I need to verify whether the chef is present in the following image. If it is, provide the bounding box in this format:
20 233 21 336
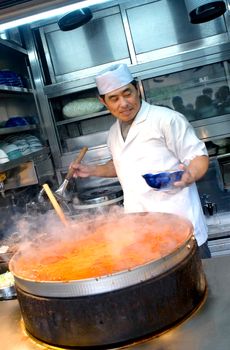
71 63 211 259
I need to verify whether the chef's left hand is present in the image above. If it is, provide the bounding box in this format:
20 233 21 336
173 155 209 188
173 164 196 188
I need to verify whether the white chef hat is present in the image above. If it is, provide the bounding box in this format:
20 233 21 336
95 64 133 95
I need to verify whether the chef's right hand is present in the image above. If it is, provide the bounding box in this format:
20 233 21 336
71 159 116 179
70 163 92 178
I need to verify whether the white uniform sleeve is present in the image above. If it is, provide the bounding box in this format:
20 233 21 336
163 111 208 164
107 121 117 158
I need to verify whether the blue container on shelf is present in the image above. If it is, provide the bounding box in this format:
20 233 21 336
0 70 24 87
5 116 29 127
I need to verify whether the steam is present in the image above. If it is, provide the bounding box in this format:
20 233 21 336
2 205 126 255
5 206 193 281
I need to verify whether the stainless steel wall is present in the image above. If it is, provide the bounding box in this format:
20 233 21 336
23 0 230 178
126 0 226 54
33 0 229 84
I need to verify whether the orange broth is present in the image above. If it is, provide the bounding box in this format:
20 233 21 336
10 213 193 281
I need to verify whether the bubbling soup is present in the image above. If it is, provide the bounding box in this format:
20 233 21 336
10 213 193 281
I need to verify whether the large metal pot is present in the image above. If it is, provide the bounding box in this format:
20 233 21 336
10 212 207 348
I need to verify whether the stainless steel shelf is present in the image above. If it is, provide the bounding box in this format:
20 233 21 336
0 125 37 135
0 85 33 94
0 147 50 172
56 110 109 126
0 38 27 55
44 76 96 98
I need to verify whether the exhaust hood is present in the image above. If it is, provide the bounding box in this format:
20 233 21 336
184 0 227 24
58 8 93 31
0 0 107 30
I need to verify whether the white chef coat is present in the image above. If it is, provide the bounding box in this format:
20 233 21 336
107 100 208 246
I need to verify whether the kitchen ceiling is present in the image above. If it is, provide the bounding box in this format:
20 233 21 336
0 0 76 12
0 0 33 10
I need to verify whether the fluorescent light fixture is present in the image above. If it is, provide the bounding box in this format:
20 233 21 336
0 0 109 31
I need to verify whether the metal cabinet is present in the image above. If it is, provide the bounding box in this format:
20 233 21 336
37 6 130 84
125 0 227 63
0 35 53 191
142 59 230 141
48 88 114 153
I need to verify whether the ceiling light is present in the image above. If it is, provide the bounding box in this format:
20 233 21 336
0 0 109 31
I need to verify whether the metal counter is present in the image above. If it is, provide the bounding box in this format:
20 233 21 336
0 255 230 350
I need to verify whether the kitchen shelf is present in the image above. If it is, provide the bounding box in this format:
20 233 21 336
0 37 27 55
161 76 227 94
44 77 96 98
0 85 33 94
56 110 109 126
216 152 230 159
0 147 50 172
0 125 37 135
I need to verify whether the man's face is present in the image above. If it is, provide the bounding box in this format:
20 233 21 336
99 83 141 122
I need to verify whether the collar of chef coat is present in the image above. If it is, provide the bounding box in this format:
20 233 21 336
116 100 150 145
133 100 150 125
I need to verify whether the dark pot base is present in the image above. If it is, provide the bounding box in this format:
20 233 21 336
16 245 207 348
23 290 207 350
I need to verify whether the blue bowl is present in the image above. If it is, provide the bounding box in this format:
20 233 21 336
142 170 184 190
5 117 29 127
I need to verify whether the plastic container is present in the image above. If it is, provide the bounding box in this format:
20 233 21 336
142 170 184 190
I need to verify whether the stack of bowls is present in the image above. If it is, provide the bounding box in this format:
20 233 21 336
6 135 31 156
0 149 9 164
0 142 22 160
23 135 43 152
0 134 43 163
13 139 31 155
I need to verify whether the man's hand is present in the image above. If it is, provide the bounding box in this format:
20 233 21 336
70 163 93 178
174 155 209 188
173 164 195 188
70 159 117 178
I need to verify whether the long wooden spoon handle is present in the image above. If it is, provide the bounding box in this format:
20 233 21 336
42 184 69 226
